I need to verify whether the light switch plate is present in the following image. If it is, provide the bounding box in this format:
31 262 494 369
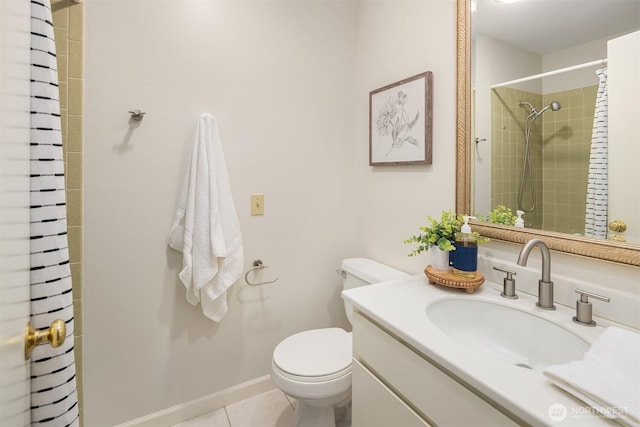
251 193 264 216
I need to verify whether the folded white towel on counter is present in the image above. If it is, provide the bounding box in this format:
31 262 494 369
168 113 244 322
544 326 640 426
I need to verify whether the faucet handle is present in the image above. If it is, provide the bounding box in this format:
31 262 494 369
573 289 610 326
493 266 517 299
493 266 516 278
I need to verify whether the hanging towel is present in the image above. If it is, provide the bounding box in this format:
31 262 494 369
543 326 640 426
168 114 244 322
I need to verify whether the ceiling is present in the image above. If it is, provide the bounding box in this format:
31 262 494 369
473 0 640 55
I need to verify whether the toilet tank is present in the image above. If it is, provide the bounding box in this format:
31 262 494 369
341 258 410 325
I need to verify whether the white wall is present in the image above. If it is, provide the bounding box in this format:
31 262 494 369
608 31 640 244
84 1 359 425
84 1 460 425
83 2 640 426
352 0 458 273
542 37 607 94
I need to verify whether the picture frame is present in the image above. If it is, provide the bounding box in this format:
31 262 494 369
369 71 433 166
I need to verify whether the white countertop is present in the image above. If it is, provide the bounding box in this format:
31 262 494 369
342 274 628 426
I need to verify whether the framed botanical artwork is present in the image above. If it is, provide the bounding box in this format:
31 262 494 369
369 71 433 166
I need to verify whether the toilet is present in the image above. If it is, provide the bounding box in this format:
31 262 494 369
271 258 409 427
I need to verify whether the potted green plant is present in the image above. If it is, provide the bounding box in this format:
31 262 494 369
486 205 517 225
404 210 460 270
405 210 488 271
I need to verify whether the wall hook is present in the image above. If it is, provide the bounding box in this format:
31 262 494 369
128 109 146 121
244 259 278 286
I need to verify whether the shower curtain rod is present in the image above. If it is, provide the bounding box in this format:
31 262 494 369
490 58 607 89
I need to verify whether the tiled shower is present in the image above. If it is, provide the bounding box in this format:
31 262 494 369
52 0 84 422
491 85 597 234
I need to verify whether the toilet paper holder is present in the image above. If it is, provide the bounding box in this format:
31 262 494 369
244 259 278 286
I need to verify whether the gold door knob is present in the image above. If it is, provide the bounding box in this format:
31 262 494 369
24 319 66 360
609 220 627 233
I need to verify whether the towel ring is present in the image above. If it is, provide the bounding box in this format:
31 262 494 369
244 259 278 286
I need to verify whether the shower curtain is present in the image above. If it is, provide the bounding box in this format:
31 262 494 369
584 69 608 238
30 1 79 425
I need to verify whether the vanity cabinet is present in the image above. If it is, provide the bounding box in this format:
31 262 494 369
352 360 429 427
351 311 518 427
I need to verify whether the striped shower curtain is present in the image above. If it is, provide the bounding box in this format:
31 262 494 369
584 69 608 238
30 0 79 425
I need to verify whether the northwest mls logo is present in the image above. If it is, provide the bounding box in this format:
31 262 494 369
548 403 568 422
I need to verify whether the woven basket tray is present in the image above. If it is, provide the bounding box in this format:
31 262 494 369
424 265 484 294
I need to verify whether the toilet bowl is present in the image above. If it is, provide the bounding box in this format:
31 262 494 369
270 258 409 427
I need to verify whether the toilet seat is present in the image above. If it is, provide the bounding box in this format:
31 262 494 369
273 328 352 383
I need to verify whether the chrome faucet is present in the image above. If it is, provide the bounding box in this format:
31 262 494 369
517 238 555 310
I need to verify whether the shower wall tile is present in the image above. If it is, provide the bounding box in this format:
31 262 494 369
53 0 84 424
75 335 84 426
71 262 82 299
69 41 83 78
68 226 82 264
491 85 596 234
69 77 83 115
491 87 542 228
69 2 84 41
60 109 68 143
59 81 68 110
55 28 68 55
58 53 68 83
543 86 596 235
67 152 83 190
67 189 82 226
52 0 69 28
69 114 83 152
73 298 83 336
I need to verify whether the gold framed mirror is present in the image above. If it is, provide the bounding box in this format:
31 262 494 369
455 0 640 267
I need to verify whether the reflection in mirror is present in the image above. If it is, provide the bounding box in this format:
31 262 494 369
472 0 639 243
455 0 640 266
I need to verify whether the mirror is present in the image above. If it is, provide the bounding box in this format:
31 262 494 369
455 0 640 266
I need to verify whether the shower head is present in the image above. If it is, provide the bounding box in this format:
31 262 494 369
518 100 561 117
518 101 562 120
538 100 562 116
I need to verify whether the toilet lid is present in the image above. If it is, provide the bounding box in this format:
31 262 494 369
273 328 352 378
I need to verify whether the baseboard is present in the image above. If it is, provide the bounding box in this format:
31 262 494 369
117 375 276 427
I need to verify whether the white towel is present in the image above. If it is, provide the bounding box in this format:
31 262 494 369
168 113 244 322
544 326 640 426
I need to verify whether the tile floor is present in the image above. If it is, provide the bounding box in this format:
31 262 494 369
173 389 351 427
173 389 295 427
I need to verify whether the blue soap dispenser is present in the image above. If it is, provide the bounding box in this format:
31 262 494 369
453 216 478 279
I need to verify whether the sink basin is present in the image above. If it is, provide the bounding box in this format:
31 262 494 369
426 298 590 370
